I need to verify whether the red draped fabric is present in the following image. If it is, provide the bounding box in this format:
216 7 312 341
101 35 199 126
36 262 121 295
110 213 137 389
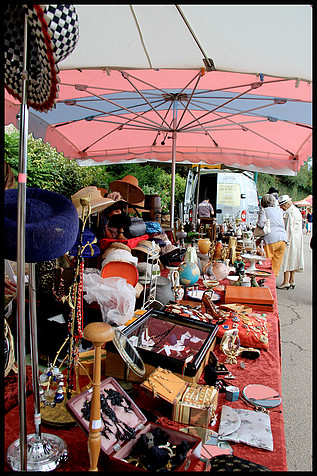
4 258 287 471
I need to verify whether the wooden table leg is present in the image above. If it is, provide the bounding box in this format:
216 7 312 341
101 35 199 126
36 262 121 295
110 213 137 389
83 322 114 472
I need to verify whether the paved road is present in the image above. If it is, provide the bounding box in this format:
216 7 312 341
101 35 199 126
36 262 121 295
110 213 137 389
276 232 312 471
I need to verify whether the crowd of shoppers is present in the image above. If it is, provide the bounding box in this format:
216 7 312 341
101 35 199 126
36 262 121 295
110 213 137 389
256 189 308 290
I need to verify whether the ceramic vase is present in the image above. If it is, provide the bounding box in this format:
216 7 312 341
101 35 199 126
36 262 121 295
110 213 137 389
198 238 211 255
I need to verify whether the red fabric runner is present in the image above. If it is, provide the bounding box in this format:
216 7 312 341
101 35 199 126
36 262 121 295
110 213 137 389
4 258 287 471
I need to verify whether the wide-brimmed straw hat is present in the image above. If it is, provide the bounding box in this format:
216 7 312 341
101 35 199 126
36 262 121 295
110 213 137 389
131 240 160 257
109 175 145 204
5 188 79 263
4 5 79 112
278 195 292 206
71 186 115 215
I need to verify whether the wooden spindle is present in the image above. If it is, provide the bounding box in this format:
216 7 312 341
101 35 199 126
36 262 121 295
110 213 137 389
83 322 114 472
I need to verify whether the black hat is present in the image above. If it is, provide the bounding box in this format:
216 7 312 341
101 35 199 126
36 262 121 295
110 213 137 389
268 187 279 194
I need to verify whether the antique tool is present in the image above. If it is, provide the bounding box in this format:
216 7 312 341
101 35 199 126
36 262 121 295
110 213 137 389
83 322 115 472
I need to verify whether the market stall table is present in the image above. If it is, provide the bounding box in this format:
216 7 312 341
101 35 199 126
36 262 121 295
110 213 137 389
4 258 287 471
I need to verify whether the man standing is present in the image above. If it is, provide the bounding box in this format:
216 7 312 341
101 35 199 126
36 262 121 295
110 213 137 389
198 197 214 218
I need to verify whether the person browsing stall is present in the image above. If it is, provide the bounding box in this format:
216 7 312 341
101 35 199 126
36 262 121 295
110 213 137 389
198 197 214 218
306 207 313 234
255 194 287 277
277 195 304 289
267 187 279 207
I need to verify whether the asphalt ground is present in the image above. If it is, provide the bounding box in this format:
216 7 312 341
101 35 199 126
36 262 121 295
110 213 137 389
276 231 313 471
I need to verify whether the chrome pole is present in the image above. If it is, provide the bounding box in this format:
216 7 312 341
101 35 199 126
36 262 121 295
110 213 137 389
28 263 41 441
16 12 29 471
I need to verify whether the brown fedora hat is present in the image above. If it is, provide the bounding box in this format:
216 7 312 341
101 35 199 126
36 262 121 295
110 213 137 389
71 186 115 215
109 175 144 204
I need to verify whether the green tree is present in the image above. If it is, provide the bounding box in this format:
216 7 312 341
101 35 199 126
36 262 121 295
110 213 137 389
4 132 187 214
256 159 312 200
4 131 109 198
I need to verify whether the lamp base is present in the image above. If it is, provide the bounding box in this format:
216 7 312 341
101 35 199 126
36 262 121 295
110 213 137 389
7 433 67 472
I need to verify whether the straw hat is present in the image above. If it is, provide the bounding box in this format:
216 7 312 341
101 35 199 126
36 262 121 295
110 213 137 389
101 242 131 261
5 188 79 263
278 195 292 206
71 186 115 215
109 175 145 204
131 240 160 257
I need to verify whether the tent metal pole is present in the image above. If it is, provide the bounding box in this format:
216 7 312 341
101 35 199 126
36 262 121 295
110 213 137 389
15 12 29 471
194 165 201 231
170 101 177 232
28 263 42 441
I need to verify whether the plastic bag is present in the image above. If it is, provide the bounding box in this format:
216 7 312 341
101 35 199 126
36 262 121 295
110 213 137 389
83 274 136 326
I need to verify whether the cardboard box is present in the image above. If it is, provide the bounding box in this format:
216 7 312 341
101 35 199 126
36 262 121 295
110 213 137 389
141 367 218 428
225 286 274 312
104 308 218 384
66 377 202 472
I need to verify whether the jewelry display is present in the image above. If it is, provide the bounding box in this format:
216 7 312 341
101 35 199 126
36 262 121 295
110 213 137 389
182 385 218 409
164 302 212 323
126 427 192 472
40 196 97 427
220 329 241 364
81 393 136 443
136 317 207 361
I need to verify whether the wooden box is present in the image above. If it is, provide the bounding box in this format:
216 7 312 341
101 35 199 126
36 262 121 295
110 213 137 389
225 286 274 312
104 309 218 384
141 367 218 428
66 377 202 472
78 349 107 376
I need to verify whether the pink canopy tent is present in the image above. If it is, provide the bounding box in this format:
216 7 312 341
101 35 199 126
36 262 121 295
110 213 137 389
294 199 311 207
5 68 312 176
304 194 313 205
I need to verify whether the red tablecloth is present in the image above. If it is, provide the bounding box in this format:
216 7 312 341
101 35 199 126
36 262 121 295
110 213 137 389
4 258 287 471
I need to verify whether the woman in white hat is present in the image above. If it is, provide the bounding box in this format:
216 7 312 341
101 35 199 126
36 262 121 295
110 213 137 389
277 195 304 289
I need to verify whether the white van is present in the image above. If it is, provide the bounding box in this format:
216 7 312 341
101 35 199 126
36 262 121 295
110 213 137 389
183 167 259 227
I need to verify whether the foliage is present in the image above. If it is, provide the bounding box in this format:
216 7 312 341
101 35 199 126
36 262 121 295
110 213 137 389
256 160 312 201
4 132 108 199
5 129 311 210
104 163 187 216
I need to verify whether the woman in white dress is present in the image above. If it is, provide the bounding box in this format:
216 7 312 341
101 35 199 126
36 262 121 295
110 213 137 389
277 195 304 289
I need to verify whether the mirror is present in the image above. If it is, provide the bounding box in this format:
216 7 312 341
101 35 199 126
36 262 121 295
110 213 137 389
243 384 281 409
113 329 145 377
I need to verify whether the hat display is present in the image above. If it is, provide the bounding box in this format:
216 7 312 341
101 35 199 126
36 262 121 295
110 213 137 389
5 188 79 263
101 249 138 268
109 175 145 204
69 226 100 258
4 5 79 112
71 186 115 215
268 187 279 194
101 242 131 260
131 240 160 257
278 195 292 206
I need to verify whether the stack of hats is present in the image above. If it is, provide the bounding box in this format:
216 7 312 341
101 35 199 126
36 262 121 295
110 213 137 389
109 175 146 212
71 186 116 216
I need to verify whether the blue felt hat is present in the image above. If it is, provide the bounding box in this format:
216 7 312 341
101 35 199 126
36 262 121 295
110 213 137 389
69 226 100 257
5 188 79 263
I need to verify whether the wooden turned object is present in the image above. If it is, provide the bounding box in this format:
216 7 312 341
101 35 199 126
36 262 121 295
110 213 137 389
83 322 115 472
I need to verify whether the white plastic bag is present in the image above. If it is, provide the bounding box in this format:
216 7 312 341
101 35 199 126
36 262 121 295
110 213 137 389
83 274 136 326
